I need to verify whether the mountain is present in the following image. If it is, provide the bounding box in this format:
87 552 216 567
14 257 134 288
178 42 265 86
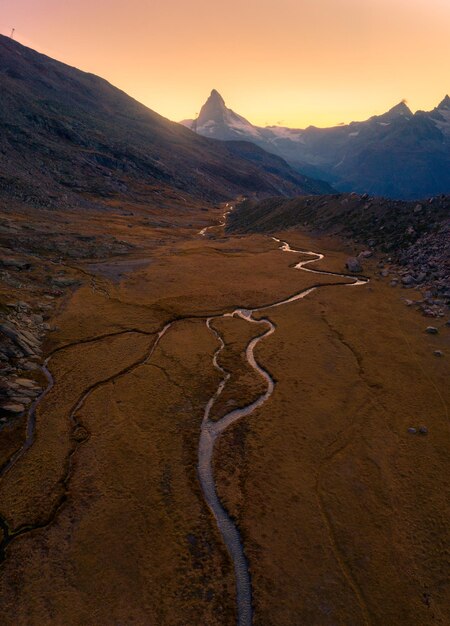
182 89 266 142
0 37 331 213
183 91 450 200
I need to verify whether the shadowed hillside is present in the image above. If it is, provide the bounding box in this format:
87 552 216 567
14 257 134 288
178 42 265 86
0 36 331 212
227 193 450 305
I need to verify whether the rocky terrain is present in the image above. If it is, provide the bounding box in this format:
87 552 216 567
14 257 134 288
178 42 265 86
227 193 450 317
0 189 208 432
0 302 46 417
0 208 132 426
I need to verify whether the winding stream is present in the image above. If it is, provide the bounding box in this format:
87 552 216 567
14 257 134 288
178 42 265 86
0 224 367 624
199 203 232 236
198 236 368 626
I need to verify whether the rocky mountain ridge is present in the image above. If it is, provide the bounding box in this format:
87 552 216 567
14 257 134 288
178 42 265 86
183 90 450 199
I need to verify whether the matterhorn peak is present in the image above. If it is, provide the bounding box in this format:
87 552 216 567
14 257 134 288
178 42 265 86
197 89 228 126
208 89 225 105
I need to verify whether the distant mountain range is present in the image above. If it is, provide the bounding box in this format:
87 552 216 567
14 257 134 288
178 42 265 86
0 37 331 213
182 90 450 200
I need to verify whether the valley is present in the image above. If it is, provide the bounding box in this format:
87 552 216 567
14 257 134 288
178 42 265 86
0 202 448 625
0 30 449 626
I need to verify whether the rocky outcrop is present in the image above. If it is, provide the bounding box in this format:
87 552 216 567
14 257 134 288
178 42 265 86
227 193 449 313
0 301 47 422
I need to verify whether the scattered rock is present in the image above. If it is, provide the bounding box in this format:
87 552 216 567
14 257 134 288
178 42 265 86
2 403 25 413
433 350 444 357
418 426 428 435
345 257 362 273
0 258 31 270
51 277 79 288
10 396 32 405
22 361 39 371
401 275 414 286
0 322 35 356
407 427 417 434
426 326 438 334
15 378 38 389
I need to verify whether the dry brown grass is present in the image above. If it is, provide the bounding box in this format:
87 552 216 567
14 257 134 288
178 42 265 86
215 231 449 626
0 221 448 625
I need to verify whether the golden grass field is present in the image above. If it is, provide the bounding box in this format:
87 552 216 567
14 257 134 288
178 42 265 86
0 207 448 625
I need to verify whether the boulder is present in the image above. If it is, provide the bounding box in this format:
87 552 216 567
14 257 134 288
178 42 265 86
2 403 25 413
10 396 32 405
0 258 31 270
51 277 79 288
345 257 362 273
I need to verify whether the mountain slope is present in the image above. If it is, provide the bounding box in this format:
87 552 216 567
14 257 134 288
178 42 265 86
183 91 450 200
0 36 330 211
227 193 450 304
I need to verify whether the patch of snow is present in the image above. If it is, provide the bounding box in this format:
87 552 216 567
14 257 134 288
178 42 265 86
433 107 450 131
198 120 216 129
266 126 305 141
226 112 262 138
349 131 360 137
378 122 391 126
433 109 450 136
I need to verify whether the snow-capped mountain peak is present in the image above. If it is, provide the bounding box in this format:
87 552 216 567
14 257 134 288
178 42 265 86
183 90 264 140
182 91 450 199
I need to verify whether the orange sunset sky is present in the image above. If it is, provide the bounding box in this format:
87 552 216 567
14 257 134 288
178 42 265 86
1 0 449 128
